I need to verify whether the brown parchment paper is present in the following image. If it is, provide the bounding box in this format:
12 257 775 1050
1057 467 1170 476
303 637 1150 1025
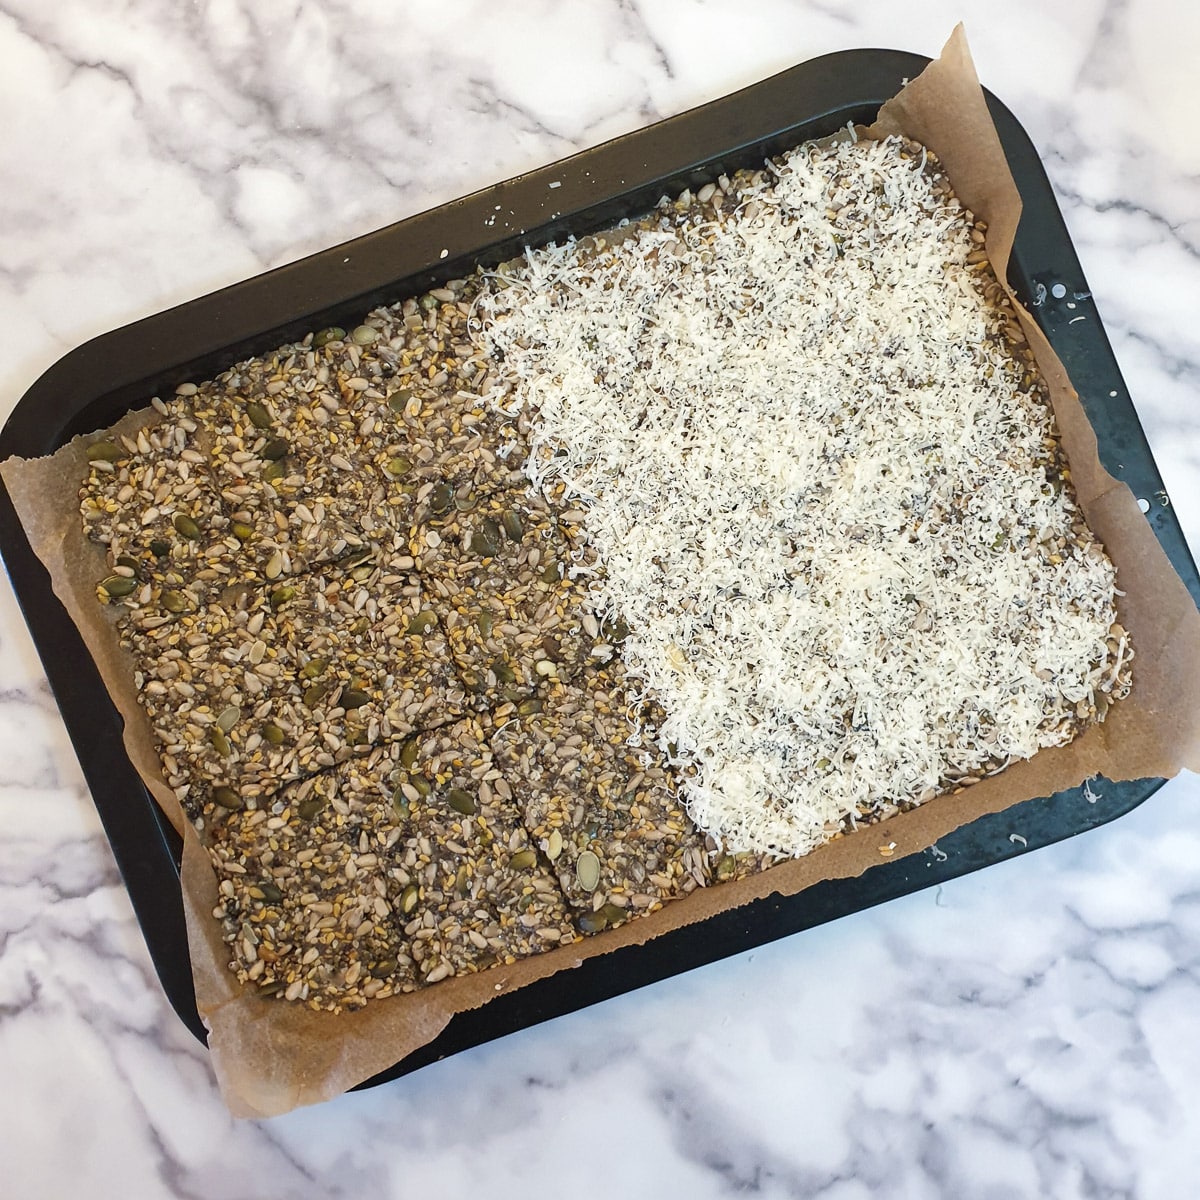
5 25 1200 1118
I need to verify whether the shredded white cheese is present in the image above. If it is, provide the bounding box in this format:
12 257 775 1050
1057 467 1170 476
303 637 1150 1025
476 136 1120 858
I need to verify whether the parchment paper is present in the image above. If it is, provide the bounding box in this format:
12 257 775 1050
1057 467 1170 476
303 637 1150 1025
5 25 1199 1118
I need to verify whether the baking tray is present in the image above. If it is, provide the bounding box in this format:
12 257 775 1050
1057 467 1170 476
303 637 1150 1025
2 47 1196 1087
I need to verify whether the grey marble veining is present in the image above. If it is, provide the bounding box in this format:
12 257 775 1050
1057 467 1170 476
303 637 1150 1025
1 1 1198 1195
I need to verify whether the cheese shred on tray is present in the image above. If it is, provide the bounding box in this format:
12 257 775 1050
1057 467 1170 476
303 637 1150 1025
479 133 1131 858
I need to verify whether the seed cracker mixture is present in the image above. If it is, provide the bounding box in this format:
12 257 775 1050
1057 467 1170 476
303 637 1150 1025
78 134 1132 1010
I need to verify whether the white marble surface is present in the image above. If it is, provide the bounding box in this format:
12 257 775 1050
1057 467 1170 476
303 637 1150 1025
2 0 1199 1193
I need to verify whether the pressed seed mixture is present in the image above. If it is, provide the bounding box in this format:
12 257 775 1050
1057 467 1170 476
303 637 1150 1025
79 134 1131 1010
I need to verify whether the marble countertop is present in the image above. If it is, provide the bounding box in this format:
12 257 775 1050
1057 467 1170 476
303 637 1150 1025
2 0 1198 1194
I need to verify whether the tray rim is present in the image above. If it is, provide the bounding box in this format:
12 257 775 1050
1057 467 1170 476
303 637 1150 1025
1 44 1193 1079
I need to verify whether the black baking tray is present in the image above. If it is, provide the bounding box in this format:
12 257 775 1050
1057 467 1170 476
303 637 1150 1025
2 48 1196 1087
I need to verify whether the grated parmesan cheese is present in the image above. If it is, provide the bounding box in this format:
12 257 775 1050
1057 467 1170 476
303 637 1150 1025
475 136 1124 858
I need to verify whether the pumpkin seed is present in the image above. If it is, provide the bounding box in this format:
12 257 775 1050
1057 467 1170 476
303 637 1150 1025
575 850 601 892
172 513 201 540
501 510 524 540
257 980 284 997
406 610 438 636
387 388 413 414
116 555 142 576
371 958 397 979
313 326 346 348
162 589 189 613
490 659 516 685
517 698 543 716
599 903 627 927
211 786 242 810
261 723 285 745
428 482 454 515
209 727 232 757
263 460 287 482
340 688 371 710
231 521 255 541
297 796 324 821
446 787 476 815
85 440 126 463
401 884 420 914
455 865 471 896
477 611 494 639
541 563 561 583
472 517 501 557
301 657 329 679
578 910 608 934
246 402 272 429
99 574 137 598
714 856 737 882
258 882 283 904
606 617 630 643
261 437 290 461
269 585 295 608
419 293 439 312
215 705 241 733
385 455 412 477
149 539 171 558
508 848 538 870
302 682 330 708
351 325 378 345
409 775 431 798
